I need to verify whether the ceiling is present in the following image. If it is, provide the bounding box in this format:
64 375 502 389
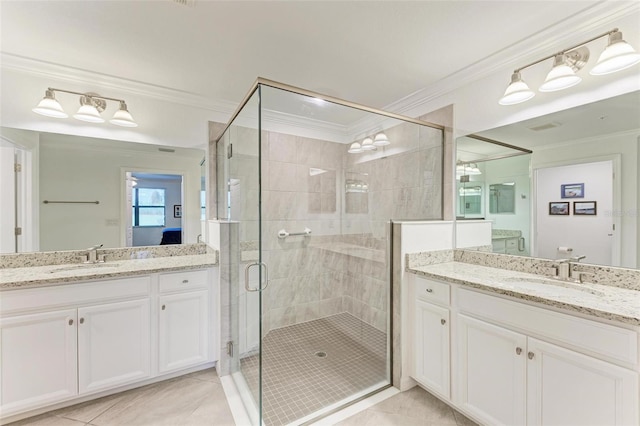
0 0 606 111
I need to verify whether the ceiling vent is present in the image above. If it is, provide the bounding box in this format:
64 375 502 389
172 0 196 7
528 122 562 132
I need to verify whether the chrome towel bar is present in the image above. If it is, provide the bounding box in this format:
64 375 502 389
43 200 100 204
278 227 312 239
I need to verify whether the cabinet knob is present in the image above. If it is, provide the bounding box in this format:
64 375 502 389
528 351 535 360
516 347 522 355
162 305 166 310
68 319 74 326
182 279 189 284
425 288 433 293
441 319 446 325
79 318 85 324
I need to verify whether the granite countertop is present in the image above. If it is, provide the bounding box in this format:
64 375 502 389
0 253 218 290
408 262 640 326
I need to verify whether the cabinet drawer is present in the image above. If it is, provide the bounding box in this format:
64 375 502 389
458 288 638 366
1 277 151 315
414 276 450 305
159 270 209 293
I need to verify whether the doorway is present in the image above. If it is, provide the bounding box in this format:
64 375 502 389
125 172 183 247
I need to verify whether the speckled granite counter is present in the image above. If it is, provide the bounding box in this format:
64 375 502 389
409 262 640 326
0 253 218 290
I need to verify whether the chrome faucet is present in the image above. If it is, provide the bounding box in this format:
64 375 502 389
554 255 586 281
84 244 104 263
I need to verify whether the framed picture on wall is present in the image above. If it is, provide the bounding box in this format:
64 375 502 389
173 204 182 218
549 202 569 215
574 201 597 215
561 183 584 199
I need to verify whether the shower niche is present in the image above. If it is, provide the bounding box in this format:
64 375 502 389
213 79 443 425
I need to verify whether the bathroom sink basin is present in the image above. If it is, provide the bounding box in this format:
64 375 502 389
49 263 121 273
503 276 604 296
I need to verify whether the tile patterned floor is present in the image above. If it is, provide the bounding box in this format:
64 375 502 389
7 369 235 426
240 313 388 426
8 367 479 426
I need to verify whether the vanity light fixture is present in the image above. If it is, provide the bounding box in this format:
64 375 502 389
33 87 138 127
348 142 363 154
360 137 376 151
373 132 390 146
348 132 392 154
499 28 640 105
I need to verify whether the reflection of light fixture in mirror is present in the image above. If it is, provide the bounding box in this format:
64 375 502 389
361 137 376 151
348 142 363 154
539 53 583 92
33 87 138 127
456 162 482 177
32 89 68 118
373 132 390 146
590 30 640 75
499 28 639 105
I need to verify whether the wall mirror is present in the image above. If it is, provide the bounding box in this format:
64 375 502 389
489 182 516 214
456 90 640 269
0 127 204 253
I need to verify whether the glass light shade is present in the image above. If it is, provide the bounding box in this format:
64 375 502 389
361 137 375 151
74 104 104 123
373 132 390 146
590 31 640 75
499 72 535 105
32 90 68 118
539 54 582 92
110 102 138 127
348 142 363 154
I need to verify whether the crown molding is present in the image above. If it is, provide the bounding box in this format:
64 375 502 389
382 1 640 118
0 52 237 114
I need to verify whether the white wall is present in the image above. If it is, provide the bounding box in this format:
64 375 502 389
532 131 638 268
535 160 614 266
484 155 531 254
38 135 202 251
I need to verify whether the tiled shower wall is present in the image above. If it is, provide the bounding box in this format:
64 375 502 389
208 119 443 334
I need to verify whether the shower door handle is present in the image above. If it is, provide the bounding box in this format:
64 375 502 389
244 262 269 292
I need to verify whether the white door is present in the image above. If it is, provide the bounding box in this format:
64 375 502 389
527 338 639 426
414 299 450 398
158 290 209 373
535 160 616 265
78 299 151 394
0 145 16 253
0 309 77 416
457 314 527 426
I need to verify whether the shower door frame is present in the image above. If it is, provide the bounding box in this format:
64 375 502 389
215 77 445 424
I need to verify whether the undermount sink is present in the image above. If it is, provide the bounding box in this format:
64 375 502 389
503 276 605 297
49 263 121 273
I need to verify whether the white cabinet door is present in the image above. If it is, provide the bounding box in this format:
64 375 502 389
0 309 77 416
414 299 450 398
158 290 209 373
527 338 639 426
78 299 151 394
457 314 527 426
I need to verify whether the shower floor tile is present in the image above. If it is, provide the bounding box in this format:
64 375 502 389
240 312 387 426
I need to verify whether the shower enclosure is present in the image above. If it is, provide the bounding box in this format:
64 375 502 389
214 79 443 425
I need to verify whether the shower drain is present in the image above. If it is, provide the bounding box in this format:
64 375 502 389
314 351 327 358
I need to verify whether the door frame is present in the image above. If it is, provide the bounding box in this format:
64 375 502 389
120 167 187 247
532 154 621 266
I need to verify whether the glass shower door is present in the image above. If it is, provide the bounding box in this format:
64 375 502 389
221 87 264 424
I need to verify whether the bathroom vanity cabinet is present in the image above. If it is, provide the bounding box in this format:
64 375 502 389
410 275 639 426
0 268 217 420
